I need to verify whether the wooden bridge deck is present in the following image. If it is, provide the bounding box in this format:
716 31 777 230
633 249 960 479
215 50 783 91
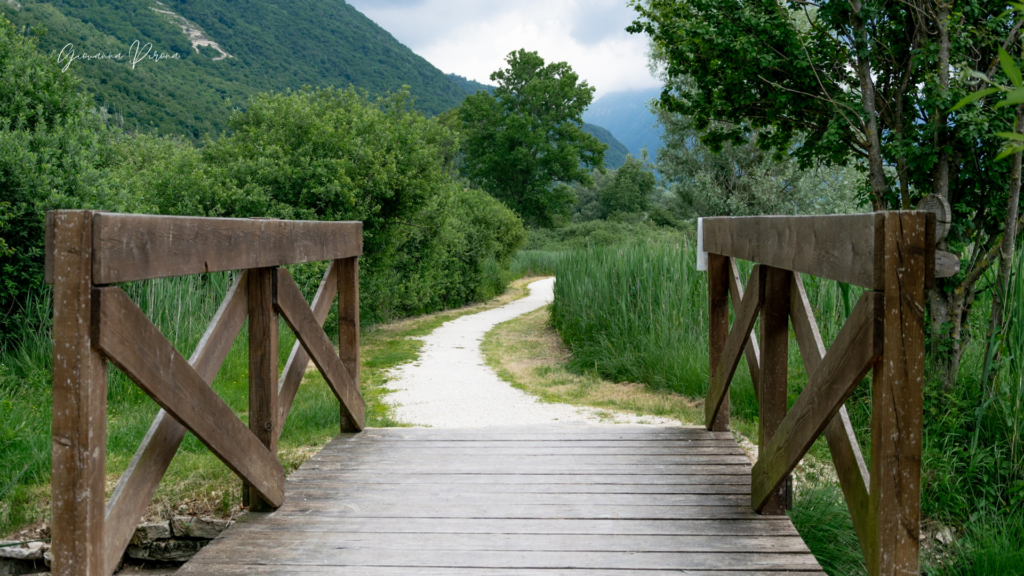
177 426 824 575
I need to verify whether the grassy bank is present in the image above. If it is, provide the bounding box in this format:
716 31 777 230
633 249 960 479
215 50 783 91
546 238 1024 575
0 274 534 538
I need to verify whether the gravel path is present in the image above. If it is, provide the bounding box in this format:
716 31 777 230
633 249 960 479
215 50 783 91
387 278 680 428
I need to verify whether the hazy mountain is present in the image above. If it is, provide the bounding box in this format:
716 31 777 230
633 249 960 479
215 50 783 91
583 88 664 163
2 0 465 138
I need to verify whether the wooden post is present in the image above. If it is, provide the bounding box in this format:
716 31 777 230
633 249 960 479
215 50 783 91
338 257 360 433
759 266 791 515
247 267 280 512
708 254 730 431
50 211 108 576
867 212 927 575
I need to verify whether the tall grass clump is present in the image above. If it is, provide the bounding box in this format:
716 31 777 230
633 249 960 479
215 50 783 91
549 240 718 397
511 250 565 278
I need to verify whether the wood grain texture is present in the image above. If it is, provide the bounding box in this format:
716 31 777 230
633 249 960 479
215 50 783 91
44 210 55 284
176 427 821 574
92 213 362 283
757 267 791 515
50 211 107 576
337 257 360 433
707 254 730 431
702 213 884 288
94 286 285 506
705 265 766 429
103 272 248 573
728 258 761 400
248 267 280 512
275 268 366 430
751 292 882 511
867 212 927 576
277 262 338 433
790 274 872 554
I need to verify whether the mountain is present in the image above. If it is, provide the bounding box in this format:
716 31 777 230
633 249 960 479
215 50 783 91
581 123 629 169
1 0 465 138
446 74 630 169
583 88 664 163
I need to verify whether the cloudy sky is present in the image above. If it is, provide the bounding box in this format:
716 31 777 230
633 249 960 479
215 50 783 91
345 0 661 99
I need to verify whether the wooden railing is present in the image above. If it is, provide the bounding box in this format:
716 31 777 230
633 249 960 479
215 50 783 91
701 211 940 576
44 211 365 576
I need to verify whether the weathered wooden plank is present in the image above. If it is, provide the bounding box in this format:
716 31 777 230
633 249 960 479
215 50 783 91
91 213 362 283
310 445 746 456
284 482 751 495
190 532 811 553
305 454 750 465
351 431 733 441
180 568 824 576
44 210 54 284
338 256 360 433
867 211 927 576
104 271 248 572
277 503 760 519
708 253 731 431
751 292 881 512
284 492 751 507
790 273 871 555
219 517 800 537
286 474 752 486
94 286 285 506
706 265 766 428
275 268 366 430
703 213 884 289
248 267 280 512
278 262 338 433
49 210 107 576
758 267 791 515
180 548 824 571
729 258 761 399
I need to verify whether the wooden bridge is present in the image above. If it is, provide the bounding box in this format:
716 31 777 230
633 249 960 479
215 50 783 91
44 210 937 576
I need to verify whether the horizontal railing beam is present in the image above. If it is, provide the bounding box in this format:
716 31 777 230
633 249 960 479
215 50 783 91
46 213 363 284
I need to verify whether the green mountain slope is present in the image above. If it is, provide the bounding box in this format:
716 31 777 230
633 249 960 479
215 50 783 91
1 0 464 138
447 74 629 169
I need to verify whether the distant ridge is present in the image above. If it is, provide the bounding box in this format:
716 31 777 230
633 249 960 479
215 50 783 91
447 74 630 169
2 0 466 138
583 88 664 163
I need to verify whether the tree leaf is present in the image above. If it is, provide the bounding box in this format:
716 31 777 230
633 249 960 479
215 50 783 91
995 87 1024 108
995 132 1024 142
995 145 1024 161
1000 48 1023 88
951 87 1000 111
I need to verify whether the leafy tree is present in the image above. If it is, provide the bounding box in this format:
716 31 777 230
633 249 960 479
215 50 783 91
630 0 1022 387
458 49 606 227
0 14 105 350
657 113 860 218
601 155 656 216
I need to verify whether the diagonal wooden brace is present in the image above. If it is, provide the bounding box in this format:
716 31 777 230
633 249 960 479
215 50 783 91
274 268 366 430
750 291 882 512
705 265 766 429
728 258 762 402
94 286 285 508
103 272 249 574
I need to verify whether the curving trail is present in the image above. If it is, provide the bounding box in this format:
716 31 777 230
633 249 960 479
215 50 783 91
387 278 679 428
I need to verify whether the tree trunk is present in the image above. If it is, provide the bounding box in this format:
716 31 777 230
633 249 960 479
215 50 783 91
984 103 1024 389
932 0 952 204
851 0 889 210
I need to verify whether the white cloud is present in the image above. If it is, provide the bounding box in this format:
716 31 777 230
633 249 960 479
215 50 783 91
345 0 660 98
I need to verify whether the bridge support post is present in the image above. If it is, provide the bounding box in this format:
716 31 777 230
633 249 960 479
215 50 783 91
50 211 108 575
867 212 926 576
707 254 730 432
759 267 791 515
247 266 280 512
338 257 360 433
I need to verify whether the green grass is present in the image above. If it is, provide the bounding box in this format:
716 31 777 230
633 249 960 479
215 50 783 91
0 273 533 537
546 237 1024 575
510 250 564 278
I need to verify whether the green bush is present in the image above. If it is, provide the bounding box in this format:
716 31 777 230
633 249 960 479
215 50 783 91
0 14 107 349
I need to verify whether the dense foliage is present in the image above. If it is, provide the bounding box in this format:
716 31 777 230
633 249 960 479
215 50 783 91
458 49 606 226
1 0 464 139
0 14 107 349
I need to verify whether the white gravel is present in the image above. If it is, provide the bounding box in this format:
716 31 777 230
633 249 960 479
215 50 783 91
386 278 680 428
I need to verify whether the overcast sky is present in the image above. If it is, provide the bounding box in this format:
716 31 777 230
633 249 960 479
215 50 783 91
345 0 661 99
